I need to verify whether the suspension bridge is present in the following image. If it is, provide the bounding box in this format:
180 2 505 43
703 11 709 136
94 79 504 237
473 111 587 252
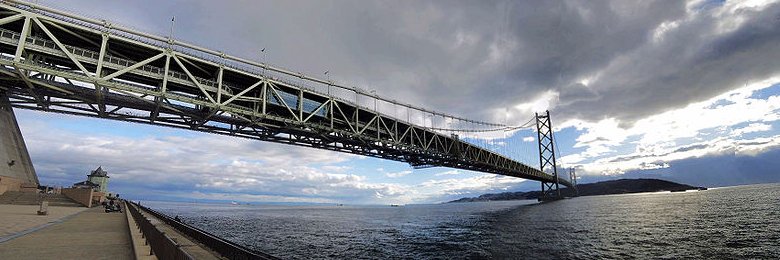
0 1 576 200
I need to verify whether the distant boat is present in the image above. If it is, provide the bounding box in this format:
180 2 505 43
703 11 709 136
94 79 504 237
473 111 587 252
390 204 401 207
230 201 239 205
336 204 344 206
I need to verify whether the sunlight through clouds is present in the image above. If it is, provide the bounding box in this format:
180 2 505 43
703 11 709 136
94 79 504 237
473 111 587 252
559 77 780 175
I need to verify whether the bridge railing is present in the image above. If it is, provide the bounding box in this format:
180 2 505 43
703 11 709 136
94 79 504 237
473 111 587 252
130 201 278 260
126 200 196 260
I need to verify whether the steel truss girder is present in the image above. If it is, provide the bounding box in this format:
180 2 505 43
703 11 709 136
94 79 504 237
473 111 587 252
0 1 574 187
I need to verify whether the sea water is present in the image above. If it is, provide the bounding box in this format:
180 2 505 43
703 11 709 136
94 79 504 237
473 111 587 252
148 183 780 259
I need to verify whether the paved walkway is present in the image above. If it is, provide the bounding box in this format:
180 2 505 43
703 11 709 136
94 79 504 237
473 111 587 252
0 207 133 260
0 204 86 238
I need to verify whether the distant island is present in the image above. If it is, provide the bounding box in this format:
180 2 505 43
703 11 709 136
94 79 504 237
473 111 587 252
448 179 706 203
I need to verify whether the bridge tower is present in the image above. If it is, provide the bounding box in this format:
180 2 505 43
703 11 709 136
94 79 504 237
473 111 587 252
535 110 561 201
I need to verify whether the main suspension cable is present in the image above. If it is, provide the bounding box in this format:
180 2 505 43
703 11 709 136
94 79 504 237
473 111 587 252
425 116 536 133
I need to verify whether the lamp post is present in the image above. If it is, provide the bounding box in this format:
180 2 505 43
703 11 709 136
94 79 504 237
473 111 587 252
370 90 377 112
325 70 330 95
260 48 267 75
168 16 175 49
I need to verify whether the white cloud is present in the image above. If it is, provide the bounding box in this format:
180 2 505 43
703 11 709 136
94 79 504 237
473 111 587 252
560 77 780 175
580 135 780 175
420 175 526 196
16 111 540 205
434 170 461 176
638 162 670 170
188 191 337 204
385 170 412 178
320 165 352 173
15 113 417 204
513 90 560 116
731 123 772 136
652 20 682 43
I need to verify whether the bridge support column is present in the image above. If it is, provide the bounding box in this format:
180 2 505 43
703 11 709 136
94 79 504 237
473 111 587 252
536 110 561 201
0 92 39 190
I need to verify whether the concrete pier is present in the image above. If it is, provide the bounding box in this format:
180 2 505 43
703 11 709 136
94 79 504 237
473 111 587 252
0 94 37 187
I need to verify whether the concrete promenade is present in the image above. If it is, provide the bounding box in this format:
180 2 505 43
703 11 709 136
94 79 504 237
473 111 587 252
0 205 86 238
0 207 134 259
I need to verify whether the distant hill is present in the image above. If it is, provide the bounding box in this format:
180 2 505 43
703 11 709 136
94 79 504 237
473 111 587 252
448 178 704 203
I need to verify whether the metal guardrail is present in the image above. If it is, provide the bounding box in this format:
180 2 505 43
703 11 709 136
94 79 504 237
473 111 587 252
129 201 277 260
126 201 196 260
0 27 222 91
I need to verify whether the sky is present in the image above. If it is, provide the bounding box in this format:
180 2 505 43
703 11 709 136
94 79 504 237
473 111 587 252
11 0 780 204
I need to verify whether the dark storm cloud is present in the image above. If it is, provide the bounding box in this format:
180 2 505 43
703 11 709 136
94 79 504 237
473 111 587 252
565 1 780 125
43 0 780 125
502 1 686 92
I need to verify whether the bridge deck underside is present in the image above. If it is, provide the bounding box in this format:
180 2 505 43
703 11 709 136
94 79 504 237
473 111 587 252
0 2 572 187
